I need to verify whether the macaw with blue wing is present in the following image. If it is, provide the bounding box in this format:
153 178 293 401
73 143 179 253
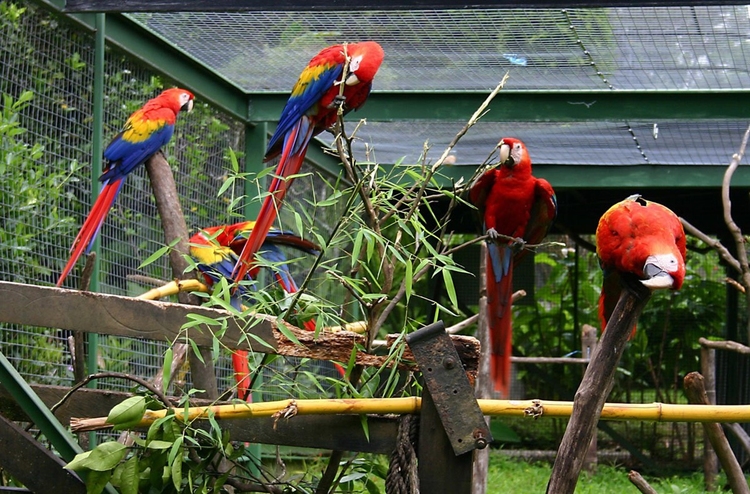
189 220 319 401
469 137 557 397
232 41 385 284
57 88 195 287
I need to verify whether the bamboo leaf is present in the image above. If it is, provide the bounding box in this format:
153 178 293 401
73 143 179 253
442 268 459 309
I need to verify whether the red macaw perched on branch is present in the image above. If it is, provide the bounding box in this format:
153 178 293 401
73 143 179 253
596 195 686 336
469 137 557 397
232 41 385 285
189 220 319 401
57 88 195 287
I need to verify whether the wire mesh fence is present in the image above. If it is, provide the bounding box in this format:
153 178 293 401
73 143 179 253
0 0 743 471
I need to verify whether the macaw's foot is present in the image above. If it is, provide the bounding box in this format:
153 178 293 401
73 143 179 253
486 227 499 240
510 237 526 253
327 94 347 109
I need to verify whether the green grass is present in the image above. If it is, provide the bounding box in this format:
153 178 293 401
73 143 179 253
487 453 726 493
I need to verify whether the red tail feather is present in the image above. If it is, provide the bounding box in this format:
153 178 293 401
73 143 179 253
486 255 514 397
57 180 122 287
232 350 251 402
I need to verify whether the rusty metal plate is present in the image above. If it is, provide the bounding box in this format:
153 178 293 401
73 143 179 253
406 321 492 455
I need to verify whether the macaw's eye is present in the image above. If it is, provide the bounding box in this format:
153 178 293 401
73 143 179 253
350 55 363 72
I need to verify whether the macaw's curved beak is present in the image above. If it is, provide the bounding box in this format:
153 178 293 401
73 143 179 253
182 99 194 113
640 253 680 289
498 142 513 166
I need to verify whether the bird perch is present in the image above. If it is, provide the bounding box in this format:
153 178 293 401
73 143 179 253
546 275 652 494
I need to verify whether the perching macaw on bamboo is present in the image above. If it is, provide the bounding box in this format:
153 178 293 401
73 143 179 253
231 41 385 284
189 220 319 401
469 137 557 397
57 88 195 287
595 195 686 337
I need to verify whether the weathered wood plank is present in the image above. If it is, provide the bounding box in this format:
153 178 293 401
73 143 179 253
0 281 276 351
0 413 86 493
0 384 396 453
0 281 480 373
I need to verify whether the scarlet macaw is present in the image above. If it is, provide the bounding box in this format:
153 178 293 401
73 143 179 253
232 41 385 284
596 194 686 336
57 88 195 287
469 137 557 397
189 220 319 401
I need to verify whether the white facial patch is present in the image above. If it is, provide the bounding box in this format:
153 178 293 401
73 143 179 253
349 54 363 72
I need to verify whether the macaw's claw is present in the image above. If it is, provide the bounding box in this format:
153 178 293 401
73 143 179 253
510 237 526 252
328 94 347 109
486 227 499 240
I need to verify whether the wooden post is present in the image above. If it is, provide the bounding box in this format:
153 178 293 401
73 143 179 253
547 277 651 494
581 324 598 473
472 243 490 494
700 345 718 491
418 387 473 494
684 372 749 494
145 152 218 399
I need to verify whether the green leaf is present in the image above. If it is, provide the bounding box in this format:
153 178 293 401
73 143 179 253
168 436 184 465
352 228 364 266
65 450 92 471
161 347 173 391
404 258 413 302
442 268 459 309
118 456 139 494
171 450 183 490
85 441 127 471
107 396 146 429
146 440 174 450
138 238 179 269
276 320 301 345
359 414 370 442
85 469 111 494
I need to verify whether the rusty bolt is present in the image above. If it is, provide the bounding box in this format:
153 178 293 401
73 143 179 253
473 429 489 449
443 357 456 369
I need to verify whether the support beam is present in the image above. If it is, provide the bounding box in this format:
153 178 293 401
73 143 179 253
249 91 750 123
64 0 750 12
373 163 750 189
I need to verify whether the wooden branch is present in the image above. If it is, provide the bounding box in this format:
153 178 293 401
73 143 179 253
145 152 217 398
627 471 657 494
699 337 750 355
724 422 750 458
680 217 741 273
684 372 750 494
721 125 750 284
547 276 652 494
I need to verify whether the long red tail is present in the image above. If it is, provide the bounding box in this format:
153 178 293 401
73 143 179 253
486 246 514 397
57 179 124 287
232 120 313 285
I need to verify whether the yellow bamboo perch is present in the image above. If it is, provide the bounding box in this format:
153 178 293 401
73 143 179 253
69 398 750 433
137 279 209 300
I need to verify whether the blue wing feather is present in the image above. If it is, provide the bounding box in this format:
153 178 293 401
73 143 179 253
101 124 174 182
266 64 343 155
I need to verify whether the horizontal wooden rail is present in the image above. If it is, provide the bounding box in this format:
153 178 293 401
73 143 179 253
0 281 479 373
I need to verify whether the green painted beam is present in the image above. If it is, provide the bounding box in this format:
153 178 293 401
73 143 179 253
35 0 250 122
374 164 750 189
249 90 750 123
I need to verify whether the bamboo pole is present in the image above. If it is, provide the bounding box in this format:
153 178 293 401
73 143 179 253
70 397 750 433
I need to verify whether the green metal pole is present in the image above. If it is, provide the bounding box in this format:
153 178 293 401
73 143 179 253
87 12 106 446
243 122 267 220
243 123 267 473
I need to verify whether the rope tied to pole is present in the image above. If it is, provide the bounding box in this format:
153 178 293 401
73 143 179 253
386 414 420 494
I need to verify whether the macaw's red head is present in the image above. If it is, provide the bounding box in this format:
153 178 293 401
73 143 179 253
596 194 687 291
497 137 532 172
156 87 195 114
344 41 385 86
